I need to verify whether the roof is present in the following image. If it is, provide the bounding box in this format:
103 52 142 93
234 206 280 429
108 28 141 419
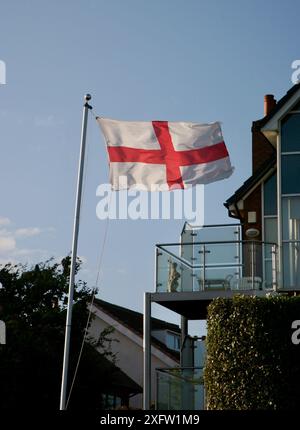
93 298 180 361
225 84 300 208
96 353 143 395
255 83 300 129
224 153 276 207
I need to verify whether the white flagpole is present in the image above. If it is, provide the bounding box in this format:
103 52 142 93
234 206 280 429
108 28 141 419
60 94 92 410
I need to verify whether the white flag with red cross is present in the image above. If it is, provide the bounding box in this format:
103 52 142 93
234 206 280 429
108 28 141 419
97 118 234 191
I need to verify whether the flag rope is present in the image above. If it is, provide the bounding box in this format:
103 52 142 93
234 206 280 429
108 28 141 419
66 208 111 408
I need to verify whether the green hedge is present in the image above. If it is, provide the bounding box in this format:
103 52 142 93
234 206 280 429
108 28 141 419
204 295 300 410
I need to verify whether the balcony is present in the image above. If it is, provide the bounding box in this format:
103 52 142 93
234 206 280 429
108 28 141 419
156 240 278 294
156 367 204 410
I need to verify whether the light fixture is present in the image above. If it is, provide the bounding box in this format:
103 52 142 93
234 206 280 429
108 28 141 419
245 228 260 238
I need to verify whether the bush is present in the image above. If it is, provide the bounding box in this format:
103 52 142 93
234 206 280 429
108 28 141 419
204 295 300 410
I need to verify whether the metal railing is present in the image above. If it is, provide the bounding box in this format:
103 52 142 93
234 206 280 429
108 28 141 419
156 367 205 410
155 240 278 293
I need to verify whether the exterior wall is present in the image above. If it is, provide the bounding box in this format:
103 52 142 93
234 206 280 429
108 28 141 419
252 124 275 173
89 308 178 409
237 124 274 239
240 185 262 241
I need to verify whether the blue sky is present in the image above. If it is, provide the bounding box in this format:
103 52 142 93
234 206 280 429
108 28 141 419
0 0 299 331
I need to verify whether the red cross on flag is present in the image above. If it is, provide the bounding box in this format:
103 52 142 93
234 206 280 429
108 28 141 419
97 118 234 190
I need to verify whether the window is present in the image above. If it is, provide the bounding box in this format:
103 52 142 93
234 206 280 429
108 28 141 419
264 173 277 215
280 105 300 289
263 217 278 289
102 393 122 410
281 196 300 289
166 332 180 351
281 113 300 152
282 197 300 241
264 217 277 243
263 173 278 289
282 155 300 194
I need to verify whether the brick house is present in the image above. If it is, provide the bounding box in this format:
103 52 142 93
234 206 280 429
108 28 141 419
143 83 300 410
225 83 300 292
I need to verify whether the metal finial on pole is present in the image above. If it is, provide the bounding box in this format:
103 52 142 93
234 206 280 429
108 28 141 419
60 94 92 410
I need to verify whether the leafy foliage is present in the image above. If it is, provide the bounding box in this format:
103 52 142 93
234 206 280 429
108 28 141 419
0 257 115 410
204 295 300 410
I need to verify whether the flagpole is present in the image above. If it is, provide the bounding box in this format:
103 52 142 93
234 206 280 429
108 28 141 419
60 94 92 410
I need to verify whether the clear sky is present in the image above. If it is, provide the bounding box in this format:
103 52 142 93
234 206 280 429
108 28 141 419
0 0 299 332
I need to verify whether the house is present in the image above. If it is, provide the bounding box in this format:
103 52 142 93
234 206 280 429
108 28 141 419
143 83 300 410
99 358 142 410
225 84 300 292
71 342 143 410
89 298 180 409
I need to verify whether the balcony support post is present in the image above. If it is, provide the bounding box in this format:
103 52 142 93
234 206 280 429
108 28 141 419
143 292 152 410
180 316 189 367
251 241 255 289
276 132 283 289
272 244 278 291
181 316 188 347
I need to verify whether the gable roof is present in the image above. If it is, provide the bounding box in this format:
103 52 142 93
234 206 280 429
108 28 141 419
93 298 180 361
256 83 300 129
224 154 276 207
225 83 300 208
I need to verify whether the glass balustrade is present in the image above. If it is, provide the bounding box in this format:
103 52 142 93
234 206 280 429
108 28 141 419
156 367 205 410
156 241 278 293
282 241 300 290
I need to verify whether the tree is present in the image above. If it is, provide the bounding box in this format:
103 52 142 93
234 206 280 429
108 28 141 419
0 257 114 410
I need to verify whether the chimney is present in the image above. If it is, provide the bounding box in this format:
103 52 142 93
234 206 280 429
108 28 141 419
264 94 276 116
